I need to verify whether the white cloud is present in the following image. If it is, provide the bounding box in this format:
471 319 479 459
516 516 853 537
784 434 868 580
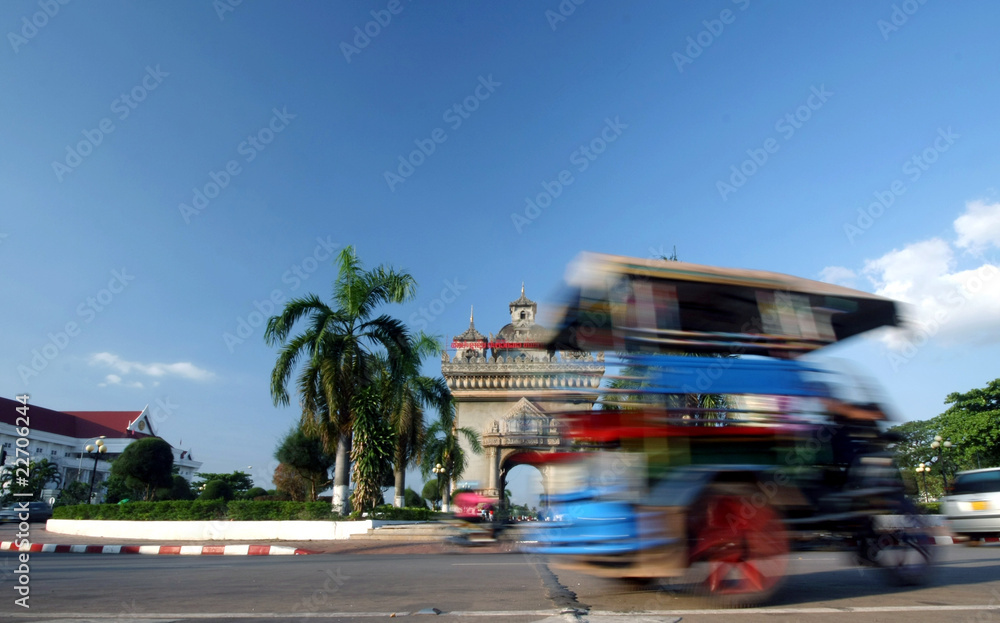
854 202 1000 351
955 199 1000 253
98 374 121 387
818 266 857 287
822 200 1000 355
90 353 215 382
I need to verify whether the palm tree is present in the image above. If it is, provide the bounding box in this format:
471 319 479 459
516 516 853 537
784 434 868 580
265 246 417 514
372 334 453 507
349 386 395 513
421 402 482 511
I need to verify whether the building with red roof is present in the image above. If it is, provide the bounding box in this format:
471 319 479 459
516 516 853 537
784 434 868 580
0 396 201 502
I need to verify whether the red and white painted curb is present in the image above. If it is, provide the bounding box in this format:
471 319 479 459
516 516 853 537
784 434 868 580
0 541 316 555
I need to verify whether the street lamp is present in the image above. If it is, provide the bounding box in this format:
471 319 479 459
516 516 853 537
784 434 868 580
84 438 107 504
931 435 955 492
916 463 930 502
433 463 447 511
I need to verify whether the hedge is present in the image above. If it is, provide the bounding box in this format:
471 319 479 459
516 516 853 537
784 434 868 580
359 505 438 521
53 500 342 521
915 501 941 515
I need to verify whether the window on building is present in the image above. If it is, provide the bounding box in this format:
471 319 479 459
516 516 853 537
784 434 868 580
51 450 58 455
520 311 526 319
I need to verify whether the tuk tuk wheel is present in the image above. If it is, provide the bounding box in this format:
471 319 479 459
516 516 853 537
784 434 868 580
855 510 935 585
686 483 790 607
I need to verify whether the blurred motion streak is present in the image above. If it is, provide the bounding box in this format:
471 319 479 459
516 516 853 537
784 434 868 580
526 253 935 607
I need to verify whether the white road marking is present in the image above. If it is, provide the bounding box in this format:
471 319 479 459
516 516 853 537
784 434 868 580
10 604 1000 619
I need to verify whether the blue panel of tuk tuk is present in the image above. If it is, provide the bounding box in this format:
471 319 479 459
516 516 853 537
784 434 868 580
628 354 833 397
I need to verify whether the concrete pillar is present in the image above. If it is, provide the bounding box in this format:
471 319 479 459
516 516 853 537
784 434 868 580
487 448 499 494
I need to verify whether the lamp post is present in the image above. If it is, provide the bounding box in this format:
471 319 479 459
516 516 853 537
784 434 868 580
916 463 930 503
931 435 954 492
84 438 107 504
433 463 447 511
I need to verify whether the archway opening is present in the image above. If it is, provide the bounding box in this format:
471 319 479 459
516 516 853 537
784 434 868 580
503 463 543 520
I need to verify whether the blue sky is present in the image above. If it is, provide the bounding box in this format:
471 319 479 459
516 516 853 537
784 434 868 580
3 1 999 501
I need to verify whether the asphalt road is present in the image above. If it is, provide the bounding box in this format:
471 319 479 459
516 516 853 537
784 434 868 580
4 540 1000 622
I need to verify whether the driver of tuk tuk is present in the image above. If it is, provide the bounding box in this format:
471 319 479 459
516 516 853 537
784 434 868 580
823 398 887 467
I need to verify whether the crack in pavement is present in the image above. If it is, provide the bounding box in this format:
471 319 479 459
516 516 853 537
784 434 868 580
527 556 590 620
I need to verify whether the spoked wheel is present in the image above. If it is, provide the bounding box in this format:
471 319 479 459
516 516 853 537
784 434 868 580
856 513 935 585
685 484 790 607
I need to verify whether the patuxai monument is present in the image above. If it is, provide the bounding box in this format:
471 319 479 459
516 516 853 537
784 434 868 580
440 285 605 500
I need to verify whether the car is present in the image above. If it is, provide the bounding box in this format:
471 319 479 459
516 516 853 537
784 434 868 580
0 501 53 524
941 468 1000 539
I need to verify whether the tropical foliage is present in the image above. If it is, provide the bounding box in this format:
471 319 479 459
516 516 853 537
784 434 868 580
349 386 396 512
110 437 174 501
0 458 63 504
370 333 452 507
421 400 482 510
888 378 1000 497
274 428 334 501
265 245 418 514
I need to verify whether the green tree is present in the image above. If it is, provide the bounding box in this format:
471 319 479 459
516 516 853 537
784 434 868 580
193 471 254 497
55 480 91 507
109 437 174 501
421 480 441 510
936 379 1000 470
273 463 308 502
274 428 334 501
421 403 482 511
887 379 1000 497
1 458 63 503
157 474 196 501
265 245 417 514
350 386 395 513
102 473 138 504
370 334 452 507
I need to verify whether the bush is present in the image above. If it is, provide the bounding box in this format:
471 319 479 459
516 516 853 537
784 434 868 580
243 487 268 500
200 480 234 501
916 501 941 514
403 487 426 509
52 500 340 521
355 505 437 521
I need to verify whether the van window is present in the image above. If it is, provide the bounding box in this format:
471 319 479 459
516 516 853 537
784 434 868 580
953 471 1000 494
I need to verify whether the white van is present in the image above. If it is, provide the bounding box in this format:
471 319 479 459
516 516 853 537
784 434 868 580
942 468 1000 538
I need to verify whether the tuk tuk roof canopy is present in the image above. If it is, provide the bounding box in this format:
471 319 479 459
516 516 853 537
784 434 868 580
545 253 899 356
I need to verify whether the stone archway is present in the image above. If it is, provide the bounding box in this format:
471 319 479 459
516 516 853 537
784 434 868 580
440 287 605 500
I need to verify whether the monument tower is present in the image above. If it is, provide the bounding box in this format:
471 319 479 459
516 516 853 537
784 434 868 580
441 286 604 499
